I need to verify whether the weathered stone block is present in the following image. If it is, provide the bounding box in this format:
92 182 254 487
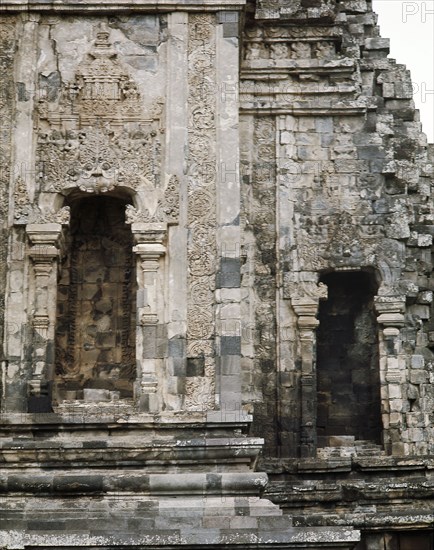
220 336 241 355
216 258 241 289
409 370 428 384
186 357 205 377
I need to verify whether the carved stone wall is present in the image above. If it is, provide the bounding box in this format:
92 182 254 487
0 18 16 363
241 0 434 459
241 116 278 453
185 13 217 411
1 1 434 549
36 18 165 198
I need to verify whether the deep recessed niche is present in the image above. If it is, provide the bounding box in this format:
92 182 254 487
54 195 136 402
316 270 382 445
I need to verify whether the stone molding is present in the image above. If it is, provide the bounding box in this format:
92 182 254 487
130 223 167 411
289 279 327 458
0 0 246 11
26 223 64 403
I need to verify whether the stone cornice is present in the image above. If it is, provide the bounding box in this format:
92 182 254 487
0 0 246 12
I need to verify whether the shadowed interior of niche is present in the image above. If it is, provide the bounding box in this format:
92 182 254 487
54 195 136 403
316 270 382 445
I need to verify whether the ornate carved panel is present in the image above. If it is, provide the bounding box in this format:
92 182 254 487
0 19 16 361
36 23 164 196
125 175 180 224
186 14 217 411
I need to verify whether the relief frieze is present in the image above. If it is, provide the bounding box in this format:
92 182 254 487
37 124 161 194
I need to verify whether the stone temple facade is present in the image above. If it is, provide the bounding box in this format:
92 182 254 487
0 0 433 548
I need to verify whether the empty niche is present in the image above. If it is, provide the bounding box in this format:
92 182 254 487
55 195 136 403
316 270 382 445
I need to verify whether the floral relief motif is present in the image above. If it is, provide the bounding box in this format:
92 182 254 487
184 375 215 411
283 276 328 301
244 116 279 450
124 176 180 224
37 122 162 195
13 175 71 226
186 13 217 410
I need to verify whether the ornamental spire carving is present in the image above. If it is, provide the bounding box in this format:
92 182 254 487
37 24 164 196
39 23 143 125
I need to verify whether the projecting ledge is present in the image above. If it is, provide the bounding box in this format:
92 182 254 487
1 0 246 11
0 527 360 549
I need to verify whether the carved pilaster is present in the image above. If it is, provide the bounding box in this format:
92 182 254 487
289 278 328 458
132 222 167 412
374 296 406 454
26 223 64 407
186 13 217 412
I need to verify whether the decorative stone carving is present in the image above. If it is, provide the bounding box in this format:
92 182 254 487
39 23 142 124
187 339 214 358
243 116 278 451
314 41 335 60
14 178 71 225
125 176 180 225
37 124 162 194
283 276 328 302
184 376 215 411
131 222 167 412
295 212 378 271
286 273 328 458
26 223 64 398
374 296 407 453
0 21 16 356
36 24 164 195
331 134 356 159
245 42 268 60
325 212 364 264
13 178 31 224
291 42 311 59
186 13 217 410
270 43 289 60
256 0 338 21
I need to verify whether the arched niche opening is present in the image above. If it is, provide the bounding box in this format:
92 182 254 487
316 270 382 445
54 194 136 403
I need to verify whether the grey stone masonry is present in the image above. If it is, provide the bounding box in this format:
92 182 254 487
0 0 434 548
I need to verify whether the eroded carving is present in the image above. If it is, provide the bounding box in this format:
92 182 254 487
39 23 143 123
14 178 70 225
186 14 217 410
37 24 164 195
0 21 16 355
37 123 161 194
283 277 328 302
125 176 180 224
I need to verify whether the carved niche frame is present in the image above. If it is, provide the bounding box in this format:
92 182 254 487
286 267 408 458
12 22 180 414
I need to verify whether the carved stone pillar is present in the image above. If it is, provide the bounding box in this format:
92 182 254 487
374 296 406 455
132 222 167 413
290 280 328 458
26 223 63 410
